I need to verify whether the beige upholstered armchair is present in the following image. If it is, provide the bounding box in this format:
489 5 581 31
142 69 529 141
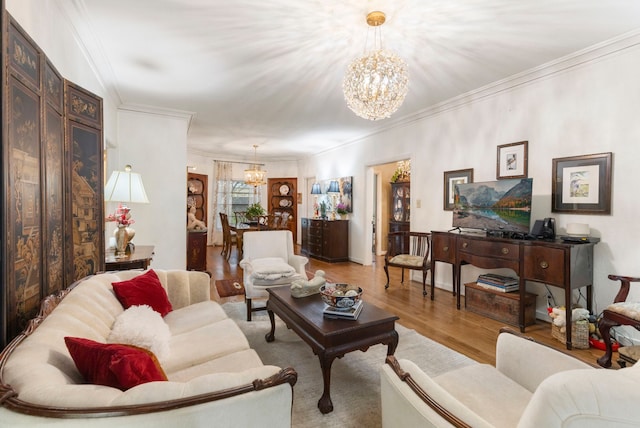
380 328 640 427
239 230 308 321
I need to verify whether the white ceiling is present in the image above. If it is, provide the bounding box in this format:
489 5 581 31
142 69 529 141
69 0 640 161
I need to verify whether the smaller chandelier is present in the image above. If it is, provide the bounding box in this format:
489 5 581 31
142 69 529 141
343 11 409 121
244 145 267 187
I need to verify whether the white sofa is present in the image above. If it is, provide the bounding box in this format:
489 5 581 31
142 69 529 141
0 269 297 427
381 328 640 428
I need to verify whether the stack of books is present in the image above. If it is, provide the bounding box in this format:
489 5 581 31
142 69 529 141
323 300 364 320
476 273 519 293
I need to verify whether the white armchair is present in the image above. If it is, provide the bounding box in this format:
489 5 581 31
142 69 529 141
239 230 308 321
380 328 640 427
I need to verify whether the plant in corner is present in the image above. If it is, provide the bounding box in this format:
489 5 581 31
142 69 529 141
245 203 266 220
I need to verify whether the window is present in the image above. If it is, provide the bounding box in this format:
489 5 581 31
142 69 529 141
215 180 257 227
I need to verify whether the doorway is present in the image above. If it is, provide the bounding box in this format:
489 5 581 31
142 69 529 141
363 159 410 266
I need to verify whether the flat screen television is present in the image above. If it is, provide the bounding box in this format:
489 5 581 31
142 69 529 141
453 178 533 234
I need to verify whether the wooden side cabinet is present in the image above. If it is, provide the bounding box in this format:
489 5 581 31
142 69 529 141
106 245 155 271
301 218 348 262
187 231 207 271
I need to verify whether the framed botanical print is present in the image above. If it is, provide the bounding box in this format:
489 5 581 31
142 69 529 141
443 169 473 211
497 141 528 179
552 152 612 214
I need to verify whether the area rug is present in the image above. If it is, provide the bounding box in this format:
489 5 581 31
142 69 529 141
222 301 477 428
215 278 244 297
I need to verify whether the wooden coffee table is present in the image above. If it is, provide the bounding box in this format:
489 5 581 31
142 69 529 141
265 286 399 414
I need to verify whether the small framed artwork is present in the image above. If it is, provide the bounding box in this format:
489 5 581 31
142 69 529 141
552 152 612 214
497 141 528 179
443 169 474 211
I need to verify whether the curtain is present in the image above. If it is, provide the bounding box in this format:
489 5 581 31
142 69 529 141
210 160 232 246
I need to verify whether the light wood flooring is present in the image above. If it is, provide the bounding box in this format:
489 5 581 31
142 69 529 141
207 244 616 368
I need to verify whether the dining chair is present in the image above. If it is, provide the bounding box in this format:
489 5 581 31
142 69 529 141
234 211 248 226
278 212 291 230
219 212 237 261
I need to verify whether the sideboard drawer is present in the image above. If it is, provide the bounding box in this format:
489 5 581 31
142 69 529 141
523 246 565 285
458 239 519 261
309 220 322 232
432 233 456 263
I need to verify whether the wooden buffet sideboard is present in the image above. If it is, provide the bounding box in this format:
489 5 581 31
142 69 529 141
301 218 349 262
431 231 597 349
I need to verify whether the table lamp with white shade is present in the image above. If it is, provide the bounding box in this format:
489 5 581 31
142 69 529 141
327 180 340 221
104 165 149 256
311 182 322 219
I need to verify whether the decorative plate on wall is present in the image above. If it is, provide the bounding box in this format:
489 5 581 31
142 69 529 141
279 184 290 195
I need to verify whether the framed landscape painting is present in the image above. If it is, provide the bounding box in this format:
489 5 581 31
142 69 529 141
552 152 612 214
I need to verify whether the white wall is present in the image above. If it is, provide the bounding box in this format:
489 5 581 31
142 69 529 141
114 109 190 269
299 34 640 319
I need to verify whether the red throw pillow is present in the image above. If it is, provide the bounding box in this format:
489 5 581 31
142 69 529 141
65 337 167 391
112 269 173 316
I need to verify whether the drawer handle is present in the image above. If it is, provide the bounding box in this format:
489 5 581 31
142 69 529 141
462 242 468 248
443 246 449 252
501 248 509 255
540 261 549 269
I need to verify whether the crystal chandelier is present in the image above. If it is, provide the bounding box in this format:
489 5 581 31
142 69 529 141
343 11 409 121
244 145 267 187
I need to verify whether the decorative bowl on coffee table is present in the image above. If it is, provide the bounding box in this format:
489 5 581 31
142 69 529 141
320 284 362 310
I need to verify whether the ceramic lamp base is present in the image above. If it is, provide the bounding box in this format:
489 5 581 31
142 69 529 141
114 226 135 257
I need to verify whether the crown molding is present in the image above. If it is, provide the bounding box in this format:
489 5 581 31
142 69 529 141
54 0 123 107
378 29 640 133
118 104 196 131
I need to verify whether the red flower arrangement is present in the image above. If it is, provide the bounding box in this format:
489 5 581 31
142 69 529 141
106 204 135 227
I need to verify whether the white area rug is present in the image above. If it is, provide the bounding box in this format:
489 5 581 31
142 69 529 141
222 302 477 428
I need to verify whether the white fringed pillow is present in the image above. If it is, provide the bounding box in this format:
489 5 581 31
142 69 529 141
108 305 171 361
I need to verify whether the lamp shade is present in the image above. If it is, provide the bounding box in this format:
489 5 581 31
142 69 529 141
104 165 150 203
311 183 322 195
327 180 340 193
